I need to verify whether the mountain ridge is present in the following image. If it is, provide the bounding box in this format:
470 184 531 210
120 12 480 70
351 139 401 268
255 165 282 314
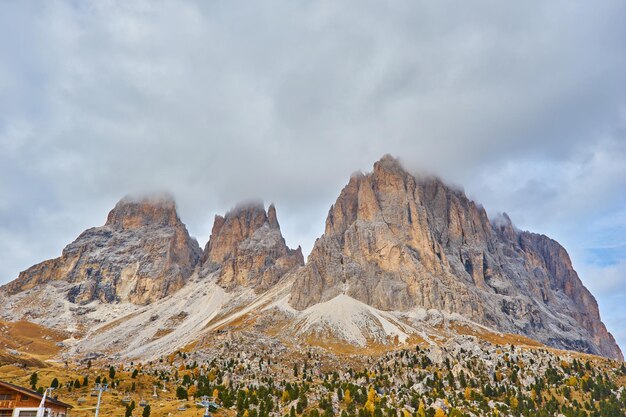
0 155 622 362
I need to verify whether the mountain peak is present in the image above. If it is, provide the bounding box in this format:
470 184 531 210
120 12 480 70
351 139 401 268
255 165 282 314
373 153 405 174
290 156 623 360
3 194 201 305
203 202 271 265
106 194 180 230
201 202 303 291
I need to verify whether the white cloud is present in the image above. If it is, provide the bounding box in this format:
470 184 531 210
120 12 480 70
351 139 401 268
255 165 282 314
579 261 626 299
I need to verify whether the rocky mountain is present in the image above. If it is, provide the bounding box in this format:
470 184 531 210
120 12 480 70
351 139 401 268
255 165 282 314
0 199 306 357
0 155 621 363
1 195 201 305
201 203 304 292
289 155 622 360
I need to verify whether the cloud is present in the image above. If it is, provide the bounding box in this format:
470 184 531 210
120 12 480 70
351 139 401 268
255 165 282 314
0 0 625 348
580 261 626 299
578 260 626 347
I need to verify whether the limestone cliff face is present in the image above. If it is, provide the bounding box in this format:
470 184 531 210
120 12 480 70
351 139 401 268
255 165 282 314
201 203 303 292
289 155 623 360
2 195 202 305
516 232 621 359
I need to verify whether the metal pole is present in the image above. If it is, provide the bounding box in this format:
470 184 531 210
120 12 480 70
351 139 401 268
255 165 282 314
37 387 53 417
93 383 108 417
94 390 103 417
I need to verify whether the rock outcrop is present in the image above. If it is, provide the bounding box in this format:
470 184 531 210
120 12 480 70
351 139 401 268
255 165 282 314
2 195 202 305
289 155 623 360
201 203 303 292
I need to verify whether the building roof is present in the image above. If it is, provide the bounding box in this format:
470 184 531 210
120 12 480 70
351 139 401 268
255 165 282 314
0 381 73 409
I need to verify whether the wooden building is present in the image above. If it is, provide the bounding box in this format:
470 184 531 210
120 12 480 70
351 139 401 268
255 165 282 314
0 381 72 417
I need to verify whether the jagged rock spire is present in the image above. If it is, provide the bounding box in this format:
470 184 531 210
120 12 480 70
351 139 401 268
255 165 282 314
268 203 280 229
202 202 269 265
201 202 303 292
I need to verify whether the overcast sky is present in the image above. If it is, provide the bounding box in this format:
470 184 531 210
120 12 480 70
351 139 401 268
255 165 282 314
1 1 625 350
